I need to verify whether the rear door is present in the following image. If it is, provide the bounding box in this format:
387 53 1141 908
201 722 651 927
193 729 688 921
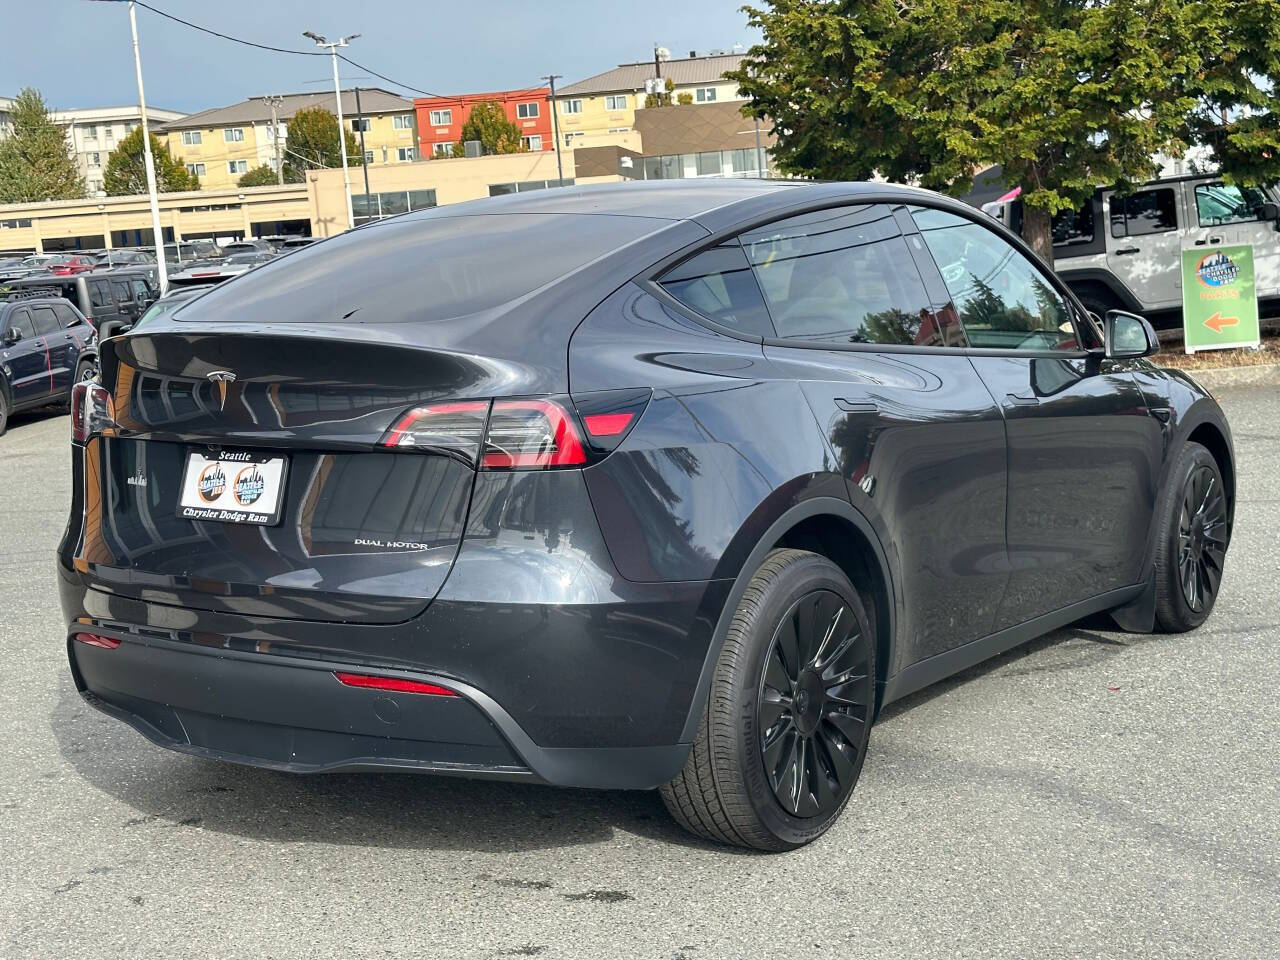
740 203 1010 669
912 206 1162 629
1103 184 1185 310
1185 179 1280 299
1 307 52 406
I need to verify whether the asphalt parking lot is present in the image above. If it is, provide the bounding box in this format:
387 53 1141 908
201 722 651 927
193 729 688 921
1 384 1276 960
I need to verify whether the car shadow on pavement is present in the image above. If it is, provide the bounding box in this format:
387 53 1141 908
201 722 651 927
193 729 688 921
48 681 722 855
4 406 66 435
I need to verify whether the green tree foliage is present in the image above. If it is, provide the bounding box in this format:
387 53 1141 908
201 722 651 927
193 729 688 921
283 106 361 181
450 102 525 157
676 92 694 106
0 88 85 202
730 0 1202 264
104 125 199 195
237 164 279 187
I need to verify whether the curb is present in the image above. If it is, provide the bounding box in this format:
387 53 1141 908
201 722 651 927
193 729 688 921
1164 362 1280 389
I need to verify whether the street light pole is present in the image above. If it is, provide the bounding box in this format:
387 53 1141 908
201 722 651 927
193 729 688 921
304 31 360 230
542 74 563 184
129 1 168 294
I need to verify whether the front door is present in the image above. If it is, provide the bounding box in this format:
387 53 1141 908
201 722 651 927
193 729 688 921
1104 183 1186 310
912 206 1163 629
31 303 72 395
1184 179 1280 300
1 307 52 407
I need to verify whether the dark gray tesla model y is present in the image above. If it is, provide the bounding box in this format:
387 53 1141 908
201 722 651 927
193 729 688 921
59 181 1234 850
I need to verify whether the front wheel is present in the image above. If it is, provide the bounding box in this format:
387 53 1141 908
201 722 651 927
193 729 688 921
0 389 8 437
1153 442 1228 632
660 549 876 851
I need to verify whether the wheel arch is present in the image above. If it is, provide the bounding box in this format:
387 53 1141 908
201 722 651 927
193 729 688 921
678 496 899 743
1186 420 1235 523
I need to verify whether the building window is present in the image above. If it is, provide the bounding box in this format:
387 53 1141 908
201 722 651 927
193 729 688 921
393 114 413 130
522 135 543 151
560 99 584 115
104 126 114 143
181 130 202 146
88 152 101 167
83 124 97 141
695 87 718 102
350 117 371 132
223 127 244 142
397 147 418 162
605 95 627 111
562 131 585 148
517 102 539 119
432 142 453 158
351 189 438 225
429 109 452 126
363 150 374 165
228 160 248 174
186 163 206 177
488 178 575 197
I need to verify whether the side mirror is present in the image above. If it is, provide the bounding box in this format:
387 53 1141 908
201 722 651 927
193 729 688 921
3 327 19 346
1262 201 1280 221
1105 310 1159 359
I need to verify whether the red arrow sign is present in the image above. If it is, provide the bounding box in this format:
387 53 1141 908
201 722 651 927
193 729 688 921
1204 311 1239 333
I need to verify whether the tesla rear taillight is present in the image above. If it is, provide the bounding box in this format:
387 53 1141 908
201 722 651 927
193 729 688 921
74 632 120 650
481 399 586 469
572 388 651 454
582 413 634 436
333 672 457 696
379 396 589 470
70 380 115 443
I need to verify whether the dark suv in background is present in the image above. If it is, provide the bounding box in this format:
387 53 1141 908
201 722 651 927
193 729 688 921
8 269 156 338
0 292 96 435
60 181 1234 850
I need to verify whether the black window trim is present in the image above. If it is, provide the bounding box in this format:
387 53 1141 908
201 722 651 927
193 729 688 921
638 195 1093 360
1108 186 1180 240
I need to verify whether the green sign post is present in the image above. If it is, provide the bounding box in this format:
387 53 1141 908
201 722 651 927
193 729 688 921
1181 243 1261 354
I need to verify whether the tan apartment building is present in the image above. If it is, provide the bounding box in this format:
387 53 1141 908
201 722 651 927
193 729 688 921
553 51 747 151
0 97 186 195
157 89 419 191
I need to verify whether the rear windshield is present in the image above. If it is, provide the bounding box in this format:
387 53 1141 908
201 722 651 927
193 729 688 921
178 212 667 325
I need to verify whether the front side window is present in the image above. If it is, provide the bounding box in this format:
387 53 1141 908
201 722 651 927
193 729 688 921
658 243 775 337
561 99 583 115
6 308 35 341
1110 188 1177 237
740 206 951 347
1195 182 1269 226
517 102 540 118
223 127 244 142
111 280 133 304
604 95 627 111
913 207 1076 351
429 109 452 126
131 279 150 301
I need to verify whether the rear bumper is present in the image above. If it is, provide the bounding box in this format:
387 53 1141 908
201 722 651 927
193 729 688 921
68 627 692 789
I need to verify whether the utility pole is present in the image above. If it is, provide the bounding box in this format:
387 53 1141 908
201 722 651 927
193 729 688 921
265 95 284 185
542 74 563 184
304 31 360 230
354 86 371 202
128 1 168 294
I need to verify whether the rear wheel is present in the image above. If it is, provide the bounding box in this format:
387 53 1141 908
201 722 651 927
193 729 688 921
1154 442 1228 632
660 549 876 851
0 389 8 437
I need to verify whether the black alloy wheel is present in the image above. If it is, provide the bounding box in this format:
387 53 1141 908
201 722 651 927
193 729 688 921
1176 463 1227 613
758 589 872 819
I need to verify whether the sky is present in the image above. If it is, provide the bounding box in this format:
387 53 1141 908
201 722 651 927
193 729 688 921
1 0 760 113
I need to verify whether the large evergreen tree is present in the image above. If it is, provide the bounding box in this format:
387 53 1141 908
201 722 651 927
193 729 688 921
283 107 361 182
730 0 1202 265
0 88 85 202
103 125 200 195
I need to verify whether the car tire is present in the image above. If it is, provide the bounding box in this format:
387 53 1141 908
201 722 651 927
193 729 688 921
1153 442 1228 632
660 548 876 851
1073 284 1122 321
0 388 8 437
75 357 97 384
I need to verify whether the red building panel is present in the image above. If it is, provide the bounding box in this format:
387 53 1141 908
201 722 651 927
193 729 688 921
414 88 553 158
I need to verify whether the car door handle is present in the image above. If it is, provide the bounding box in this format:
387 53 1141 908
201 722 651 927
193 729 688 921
1114 247 1141 256
1194 236 1224 246
835 399 879 414
1005 392 1040 406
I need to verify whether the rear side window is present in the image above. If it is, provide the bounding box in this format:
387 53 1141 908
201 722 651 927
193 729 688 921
111 280 133 303
31 305 60 336
1194 182 1269 226
658 243 774 337
739 205 943 346
1052 203 1095 247
1110 188 1178 237
913 207 1077 351
89 280 112 309
53 302 81 328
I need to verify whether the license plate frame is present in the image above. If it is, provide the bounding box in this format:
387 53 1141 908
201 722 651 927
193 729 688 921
177 449 289 526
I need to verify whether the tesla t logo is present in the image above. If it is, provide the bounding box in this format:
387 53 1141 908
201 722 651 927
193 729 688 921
207 370 236 411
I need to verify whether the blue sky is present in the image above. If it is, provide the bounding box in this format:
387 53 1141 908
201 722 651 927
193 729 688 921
3 1 759 113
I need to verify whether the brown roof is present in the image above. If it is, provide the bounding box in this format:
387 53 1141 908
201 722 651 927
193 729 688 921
632 101 773 158
158 88 412 131
558 54 746 97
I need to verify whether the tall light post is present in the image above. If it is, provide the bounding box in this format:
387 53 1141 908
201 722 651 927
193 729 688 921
128 1 168 294
303 30 360 230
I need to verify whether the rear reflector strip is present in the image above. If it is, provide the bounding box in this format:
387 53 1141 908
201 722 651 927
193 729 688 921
74 632 121 650
333 672 458 697
582 412 635 437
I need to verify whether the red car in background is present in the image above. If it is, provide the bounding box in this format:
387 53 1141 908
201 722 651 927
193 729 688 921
47 254 97 276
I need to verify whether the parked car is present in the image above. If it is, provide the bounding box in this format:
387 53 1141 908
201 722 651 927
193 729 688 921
60 181 1235 850
167 255 261 287
9 268 156 338
129 286 206 330
982 174 1280 326
0 291 96 435
278 237 318 251
0 257 37 284
140 241 224 263
220 239 276 257
95 249 157 269
39 254 96 276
